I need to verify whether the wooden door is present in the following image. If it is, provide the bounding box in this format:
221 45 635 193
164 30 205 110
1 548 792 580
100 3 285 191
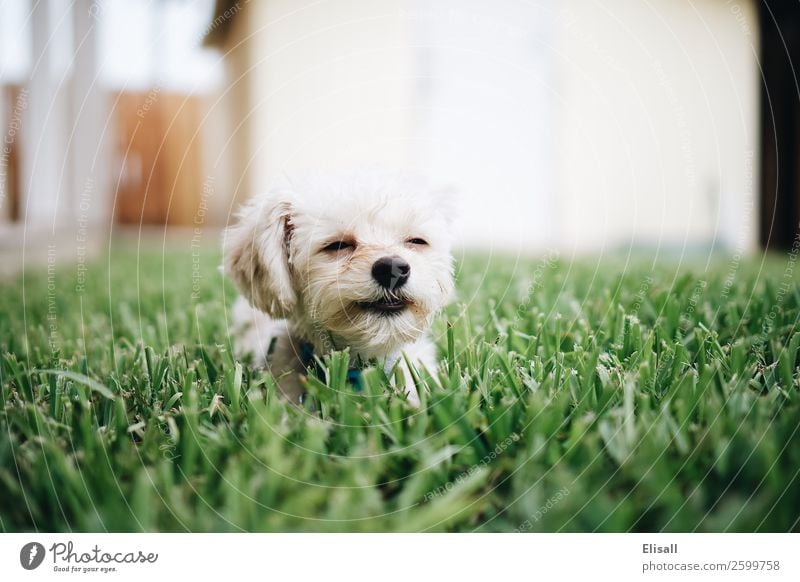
1 85 23 223
113 91 204 225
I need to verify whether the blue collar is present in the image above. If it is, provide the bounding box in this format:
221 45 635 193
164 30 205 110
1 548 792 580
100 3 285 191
299 342 363 391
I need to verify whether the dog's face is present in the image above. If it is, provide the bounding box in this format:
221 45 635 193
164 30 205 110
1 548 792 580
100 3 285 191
224 171 455 356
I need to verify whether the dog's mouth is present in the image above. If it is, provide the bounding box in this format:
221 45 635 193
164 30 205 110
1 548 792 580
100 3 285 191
357 297 410 315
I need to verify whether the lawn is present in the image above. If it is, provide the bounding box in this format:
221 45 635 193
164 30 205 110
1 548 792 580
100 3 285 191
1 244 799 532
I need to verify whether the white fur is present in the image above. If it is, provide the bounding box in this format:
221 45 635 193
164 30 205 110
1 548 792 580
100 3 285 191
223 168 456 406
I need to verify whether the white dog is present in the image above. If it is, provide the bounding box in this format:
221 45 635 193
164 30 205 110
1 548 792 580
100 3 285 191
223 169 456 405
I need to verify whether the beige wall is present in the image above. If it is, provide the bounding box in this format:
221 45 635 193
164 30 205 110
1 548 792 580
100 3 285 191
557 0 760 253
235 0 415 197
225 0 761 254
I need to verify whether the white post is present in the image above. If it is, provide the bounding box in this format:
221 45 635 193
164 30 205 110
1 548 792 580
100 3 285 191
71 0 111 232
21 0 63 230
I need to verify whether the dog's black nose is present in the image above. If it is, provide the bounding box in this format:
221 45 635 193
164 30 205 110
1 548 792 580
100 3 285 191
372 256 410 290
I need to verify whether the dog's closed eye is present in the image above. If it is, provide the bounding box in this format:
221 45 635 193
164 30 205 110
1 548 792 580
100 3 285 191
406 238 429 246
321 240 357 253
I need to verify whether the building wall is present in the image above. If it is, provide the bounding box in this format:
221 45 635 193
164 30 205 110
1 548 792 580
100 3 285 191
226 0 760 255
557 0 760 254
240 0 416 194
409 0 559 252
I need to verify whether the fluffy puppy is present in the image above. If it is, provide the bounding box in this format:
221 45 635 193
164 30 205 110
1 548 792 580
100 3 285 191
223 169 456 405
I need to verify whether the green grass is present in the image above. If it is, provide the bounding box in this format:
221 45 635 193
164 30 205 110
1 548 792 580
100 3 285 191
1 244 799 532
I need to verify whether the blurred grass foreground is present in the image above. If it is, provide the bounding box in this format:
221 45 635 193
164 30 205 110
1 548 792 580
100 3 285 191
1 247 799 532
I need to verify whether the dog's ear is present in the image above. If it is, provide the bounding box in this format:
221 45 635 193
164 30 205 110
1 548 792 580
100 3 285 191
223 190 296 318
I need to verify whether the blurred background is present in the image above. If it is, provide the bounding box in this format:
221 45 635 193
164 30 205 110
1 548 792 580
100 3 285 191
0 0 797 271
